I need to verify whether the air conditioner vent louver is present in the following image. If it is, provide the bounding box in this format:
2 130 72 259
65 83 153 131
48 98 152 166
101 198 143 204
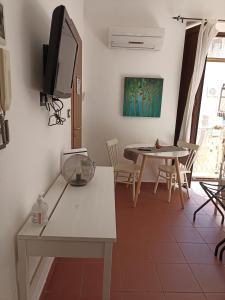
128 41 144 45
108 26 165 50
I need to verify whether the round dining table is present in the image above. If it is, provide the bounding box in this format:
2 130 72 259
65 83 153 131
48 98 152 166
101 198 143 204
124 145 189 208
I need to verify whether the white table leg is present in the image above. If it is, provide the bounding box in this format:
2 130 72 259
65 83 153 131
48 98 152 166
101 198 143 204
103 242 113 300
134 155 147 207
17 239 29 300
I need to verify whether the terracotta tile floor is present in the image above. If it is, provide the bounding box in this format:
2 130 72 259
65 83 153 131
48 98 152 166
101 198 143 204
40 183 225 300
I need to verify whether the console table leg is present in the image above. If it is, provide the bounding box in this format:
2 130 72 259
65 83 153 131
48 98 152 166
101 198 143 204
17 239 29 300
103 242 113 300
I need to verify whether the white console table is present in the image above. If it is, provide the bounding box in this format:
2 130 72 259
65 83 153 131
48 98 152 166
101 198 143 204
17 166 116 300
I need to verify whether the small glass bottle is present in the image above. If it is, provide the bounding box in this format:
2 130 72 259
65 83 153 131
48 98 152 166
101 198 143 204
155 139 161 149
31 194 48 225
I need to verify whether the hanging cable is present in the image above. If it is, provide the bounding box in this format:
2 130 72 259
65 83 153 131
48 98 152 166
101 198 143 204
45 97 66 126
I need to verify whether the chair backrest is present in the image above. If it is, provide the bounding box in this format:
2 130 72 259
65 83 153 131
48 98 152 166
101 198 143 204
177 140 199 171
106 138 119 167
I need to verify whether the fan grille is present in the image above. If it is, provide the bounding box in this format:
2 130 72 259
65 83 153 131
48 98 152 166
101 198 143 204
62 154 95 186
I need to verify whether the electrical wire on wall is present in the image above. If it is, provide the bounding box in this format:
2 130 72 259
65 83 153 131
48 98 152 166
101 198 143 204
45 97 66 126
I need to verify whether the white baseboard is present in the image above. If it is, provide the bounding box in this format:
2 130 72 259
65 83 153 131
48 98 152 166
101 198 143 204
30 257 53 300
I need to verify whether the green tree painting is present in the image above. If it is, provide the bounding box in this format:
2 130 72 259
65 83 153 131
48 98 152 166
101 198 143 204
123 77 163 117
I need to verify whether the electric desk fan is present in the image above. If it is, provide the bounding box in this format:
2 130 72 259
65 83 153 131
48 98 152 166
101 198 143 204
62 154 95 186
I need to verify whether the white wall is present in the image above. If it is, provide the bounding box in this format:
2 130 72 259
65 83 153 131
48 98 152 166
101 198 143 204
0 1 83 299
83 0 225 181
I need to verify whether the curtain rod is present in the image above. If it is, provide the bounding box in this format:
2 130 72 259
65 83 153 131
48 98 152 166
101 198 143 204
173 15 225 23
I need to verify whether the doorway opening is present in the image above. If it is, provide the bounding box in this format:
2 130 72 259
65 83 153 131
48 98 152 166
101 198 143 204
192 36 225 180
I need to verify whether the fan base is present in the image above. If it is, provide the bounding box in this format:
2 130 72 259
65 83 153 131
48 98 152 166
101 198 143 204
69 179 88 186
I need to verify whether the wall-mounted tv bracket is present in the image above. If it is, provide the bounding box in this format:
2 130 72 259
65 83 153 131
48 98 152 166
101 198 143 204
40 92 48 106
0 113 9 150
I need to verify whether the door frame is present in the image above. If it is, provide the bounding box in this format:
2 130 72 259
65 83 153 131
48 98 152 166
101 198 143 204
71 26 82 149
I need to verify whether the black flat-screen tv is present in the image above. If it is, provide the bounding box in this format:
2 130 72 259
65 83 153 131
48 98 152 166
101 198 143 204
43 5 78 98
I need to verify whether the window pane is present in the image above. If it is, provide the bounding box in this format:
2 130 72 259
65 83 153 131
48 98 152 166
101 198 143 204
208 37 225 59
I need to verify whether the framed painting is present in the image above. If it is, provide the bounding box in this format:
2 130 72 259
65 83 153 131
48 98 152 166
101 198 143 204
123 77 164 117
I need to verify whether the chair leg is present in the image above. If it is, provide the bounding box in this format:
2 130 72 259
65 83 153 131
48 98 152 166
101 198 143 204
215 237 225 257
168 175 173 203
214 204 218 215
136 173 141 194
213 193 220 215
219 245 225 261
167 179 170 190
114 172 118 186
184 174 190 199
186 185 190 199
173 179 176 191
154 171 160 194
193 199 211 222
132 174 136 202
126 173 131 188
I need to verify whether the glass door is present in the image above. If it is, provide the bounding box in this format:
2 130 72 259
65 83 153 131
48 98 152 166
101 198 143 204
193 36 225 180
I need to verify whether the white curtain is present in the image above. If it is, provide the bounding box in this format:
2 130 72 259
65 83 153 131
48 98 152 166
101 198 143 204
179 20 218 142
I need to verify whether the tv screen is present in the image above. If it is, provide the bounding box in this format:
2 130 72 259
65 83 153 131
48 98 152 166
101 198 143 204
43 5 78 98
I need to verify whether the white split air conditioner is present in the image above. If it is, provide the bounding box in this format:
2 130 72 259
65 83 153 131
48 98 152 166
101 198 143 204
108 26 165 50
